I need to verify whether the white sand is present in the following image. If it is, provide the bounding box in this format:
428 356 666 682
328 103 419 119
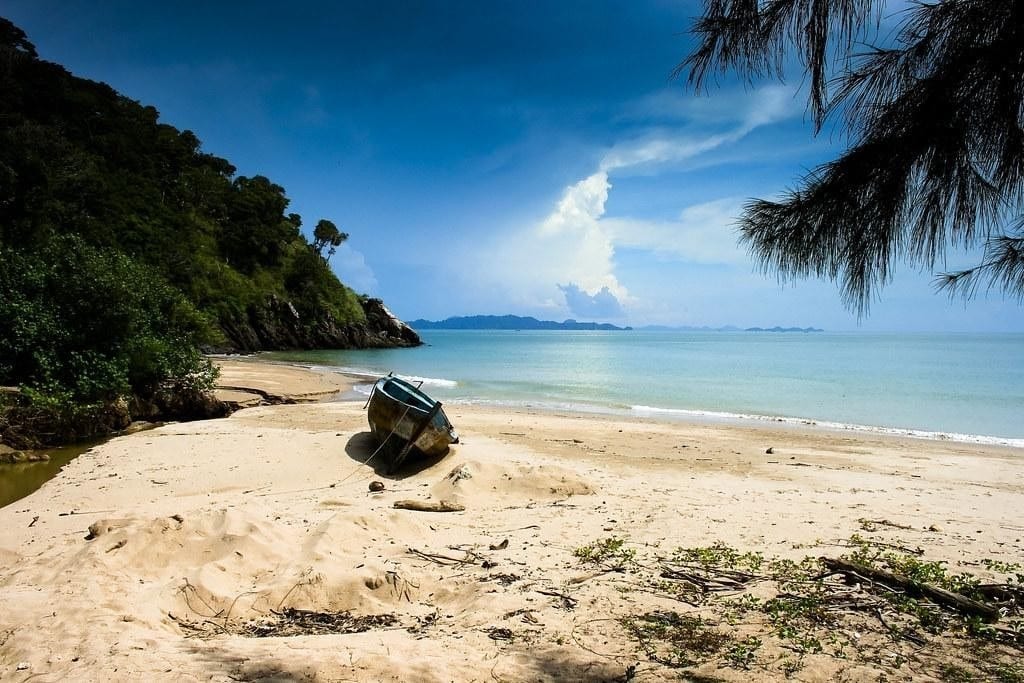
1 360 1021 681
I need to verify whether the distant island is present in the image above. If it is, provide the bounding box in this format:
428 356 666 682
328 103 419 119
638 325 823 333
744 326 824 333
409 316 822 332
410 315 631 331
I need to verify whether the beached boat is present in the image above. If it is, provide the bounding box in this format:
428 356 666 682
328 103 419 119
366 375 459 473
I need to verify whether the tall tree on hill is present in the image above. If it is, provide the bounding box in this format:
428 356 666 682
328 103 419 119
680 0 1024 312
0 17 36 59
312 218 348 262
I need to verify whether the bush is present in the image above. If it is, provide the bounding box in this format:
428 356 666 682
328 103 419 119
0 236 218 404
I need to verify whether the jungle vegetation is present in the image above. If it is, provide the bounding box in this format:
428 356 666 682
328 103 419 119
0 17 363 413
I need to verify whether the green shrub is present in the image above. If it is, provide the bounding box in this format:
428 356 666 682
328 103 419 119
0 237 218 403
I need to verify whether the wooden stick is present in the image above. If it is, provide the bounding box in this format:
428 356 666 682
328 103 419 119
394 499 465 512
408 547 476 565
536 589 578 609
820 557 1000 622
859 518 914 530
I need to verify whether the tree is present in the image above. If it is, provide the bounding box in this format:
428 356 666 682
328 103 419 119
0 16 37 59
312 218 348 262
219 175 298 272
680 0 1024 312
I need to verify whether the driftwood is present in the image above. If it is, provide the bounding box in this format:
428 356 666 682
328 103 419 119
408 547 477 566
393 499 464 512
859 518 914 531
821 557 1000 623
537 589 578 609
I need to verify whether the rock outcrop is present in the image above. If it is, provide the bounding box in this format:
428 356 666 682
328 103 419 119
213 296 422 353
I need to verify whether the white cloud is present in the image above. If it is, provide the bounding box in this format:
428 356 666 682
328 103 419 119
601 86 798 173
558 283 624 319
462 86 799 320
603 198 750 265
329 244 378 295
460 170 628 316
621 84 800 128
539 170 610 235
599 132 733 172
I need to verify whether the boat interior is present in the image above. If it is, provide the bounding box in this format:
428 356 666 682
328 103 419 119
380 378 435 411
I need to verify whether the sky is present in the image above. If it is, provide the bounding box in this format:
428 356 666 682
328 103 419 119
5 1 1023 331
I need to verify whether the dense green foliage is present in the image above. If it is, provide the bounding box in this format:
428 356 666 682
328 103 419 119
0 237 216 403
0 17 366 406
312 219 349 262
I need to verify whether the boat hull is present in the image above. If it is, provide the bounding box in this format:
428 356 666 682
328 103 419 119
366 377 458 471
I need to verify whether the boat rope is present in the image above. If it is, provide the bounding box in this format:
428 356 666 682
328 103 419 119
334 403 414 486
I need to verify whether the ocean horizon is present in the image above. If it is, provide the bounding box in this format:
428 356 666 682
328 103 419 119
263 329 1024 447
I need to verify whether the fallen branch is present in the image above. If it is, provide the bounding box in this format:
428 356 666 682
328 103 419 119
537 589 578 609
568 568 620 585
830 539 924 556
58 509 115 516
408 547 478 566
821 557 1000 623
659 563 759 594
859 518 914 531
394 499 465 512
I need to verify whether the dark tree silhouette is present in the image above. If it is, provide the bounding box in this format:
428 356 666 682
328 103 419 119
679 0 1024 312
0 17 37 59
312 219 348 262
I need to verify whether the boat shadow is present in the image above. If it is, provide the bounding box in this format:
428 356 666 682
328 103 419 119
344 431 451 480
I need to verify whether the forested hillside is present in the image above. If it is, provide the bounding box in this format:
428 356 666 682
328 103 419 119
0 17 417 443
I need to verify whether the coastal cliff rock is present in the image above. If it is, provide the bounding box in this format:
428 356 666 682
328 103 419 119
361 298 422 347
214 296 422 353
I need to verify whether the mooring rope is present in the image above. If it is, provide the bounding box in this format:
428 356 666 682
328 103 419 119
334 403 413 486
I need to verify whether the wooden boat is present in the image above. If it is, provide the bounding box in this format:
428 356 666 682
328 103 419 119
366 375 458 473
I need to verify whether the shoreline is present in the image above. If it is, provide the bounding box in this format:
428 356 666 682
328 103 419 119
2 357 1021 681
261 356 1024 449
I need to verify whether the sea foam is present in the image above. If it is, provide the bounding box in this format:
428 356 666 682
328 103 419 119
630 405 1024 448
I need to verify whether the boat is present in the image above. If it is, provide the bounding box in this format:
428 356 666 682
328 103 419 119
366 375 459 473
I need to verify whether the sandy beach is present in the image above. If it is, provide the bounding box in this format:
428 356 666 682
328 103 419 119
1 358 1022 682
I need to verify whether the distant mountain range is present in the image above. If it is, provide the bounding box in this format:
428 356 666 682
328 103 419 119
409 315 822 333
409 315 631 331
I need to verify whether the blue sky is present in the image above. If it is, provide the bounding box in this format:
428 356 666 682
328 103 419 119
6 1 1022 331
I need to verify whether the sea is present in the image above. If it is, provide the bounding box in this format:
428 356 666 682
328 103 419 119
263 330 1024 447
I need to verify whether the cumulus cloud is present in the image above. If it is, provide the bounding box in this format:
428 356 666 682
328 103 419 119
459 170 628 317
463 85 799 320
539 171 610 235
558 283 624 319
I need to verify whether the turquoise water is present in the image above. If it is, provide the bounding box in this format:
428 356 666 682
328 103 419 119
264 331 1024 445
